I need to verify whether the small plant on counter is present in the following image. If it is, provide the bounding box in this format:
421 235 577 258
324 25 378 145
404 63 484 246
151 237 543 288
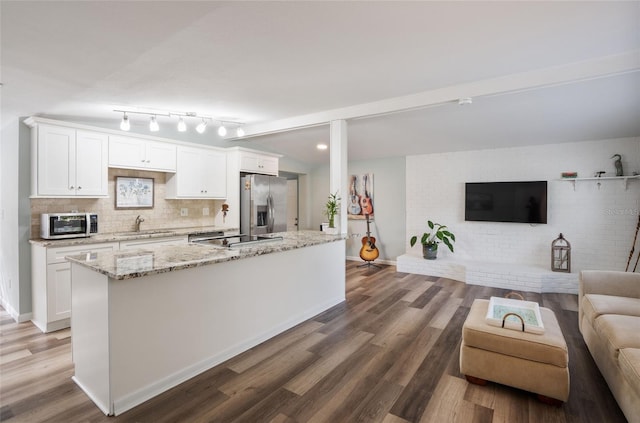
410 220 455 259
324 191 341 228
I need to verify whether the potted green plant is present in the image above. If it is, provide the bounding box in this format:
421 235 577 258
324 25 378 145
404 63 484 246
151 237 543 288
324 191 340 231
410 220 455 260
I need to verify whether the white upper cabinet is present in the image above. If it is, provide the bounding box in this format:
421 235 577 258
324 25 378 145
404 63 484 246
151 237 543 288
165 146 227 199
33 124 108 197
145 141 176 171
75 131 110 196
239 151 278 175
109 136 176 172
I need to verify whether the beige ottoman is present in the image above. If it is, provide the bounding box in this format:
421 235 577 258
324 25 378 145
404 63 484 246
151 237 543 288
460 299 570 403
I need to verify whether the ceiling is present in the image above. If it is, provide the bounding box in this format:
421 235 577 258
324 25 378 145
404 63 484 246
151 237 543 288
2 1 639 166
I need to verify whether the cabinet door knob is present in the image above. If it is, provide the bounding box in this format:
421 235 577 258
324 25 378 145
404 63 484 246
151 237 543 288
77 186 82 190
69 186 74 190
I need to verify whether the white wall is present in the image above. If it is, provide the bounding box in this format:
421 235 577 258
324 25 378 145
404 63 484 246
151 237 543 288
406 138 640 273
0 118 33 321
278 156 314 232
0 120 21 318
310 156 406 262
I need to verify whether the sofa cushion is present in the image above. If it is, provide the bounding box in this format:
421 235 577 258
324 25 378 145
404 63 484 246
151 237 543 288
618 348 640 398
582 294 640 324
594 314 640 360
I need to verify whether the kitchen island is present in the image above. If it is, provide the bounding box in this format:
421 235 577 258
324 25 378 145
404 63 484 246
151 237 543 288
66 230 346 416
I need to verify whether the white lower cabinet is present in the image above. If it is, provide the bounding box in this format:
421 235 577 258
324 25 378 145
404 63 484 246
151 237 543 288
31 242 118 333
31 236 188 332
45 262 73 324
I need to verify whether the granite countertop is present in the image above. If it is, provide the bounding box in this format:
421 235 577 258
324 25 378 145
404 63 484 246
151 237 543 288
29 226 239 247
65 230 345 280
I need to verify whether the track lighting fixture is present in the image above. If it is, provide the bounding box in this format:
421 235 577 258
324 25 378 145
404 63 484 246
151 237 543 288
113 109 244 137
120 113 130 131
177 117 187 132
149 116 159 132
196 119 207 134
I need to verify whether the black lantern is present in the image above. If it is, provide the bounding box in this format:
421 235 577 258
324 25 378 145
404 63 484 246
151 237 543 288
551 233 571 272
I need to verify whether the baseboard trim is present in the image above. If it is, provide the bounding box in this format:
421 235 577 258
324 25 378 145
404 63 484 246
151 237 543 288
346 255 396 266
72 376 112 416
31 318 70 333
0 296 32 323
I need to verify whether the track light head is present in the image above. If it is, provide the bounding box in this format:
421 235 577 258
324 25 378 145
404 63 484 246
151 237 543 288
196 119 207 134
236 127 245 137
120 113 130 131
217 124 227 137
177 117 187 132
149 116 159 132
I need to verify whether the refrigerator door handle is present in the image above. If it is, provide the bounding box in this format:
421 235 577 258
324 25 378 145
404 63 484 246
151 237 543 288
267 194 274 232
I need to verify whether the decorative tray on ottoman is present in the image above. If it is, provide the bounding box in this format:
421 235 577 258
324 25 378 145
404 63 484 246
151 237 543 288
485 296 545 334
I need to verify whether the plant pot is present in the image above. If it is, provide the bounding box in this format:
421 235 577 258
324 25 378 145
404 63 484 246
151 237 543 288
422 243 438 260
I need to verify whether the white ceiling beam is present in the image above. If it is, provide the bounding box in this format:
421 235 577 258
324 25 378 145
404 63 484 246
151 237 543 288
230 50 640 139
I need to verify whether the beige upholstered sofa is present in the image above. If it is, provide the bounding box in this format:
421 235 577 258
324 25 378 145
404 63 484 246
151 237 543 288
579 270 640 423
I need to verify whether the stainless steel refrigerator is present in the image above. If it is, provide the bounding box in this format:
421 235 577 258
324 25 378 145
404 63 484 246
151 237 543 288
240 174 287 238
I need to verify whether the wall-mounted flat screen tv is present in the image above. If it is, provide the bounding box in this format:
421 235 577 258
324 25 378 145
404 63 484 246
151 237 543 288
465 181 547 224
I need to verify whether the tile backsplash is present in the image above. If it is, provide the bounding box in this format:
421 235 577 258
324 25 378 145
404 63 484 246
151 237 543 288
31 168 228 238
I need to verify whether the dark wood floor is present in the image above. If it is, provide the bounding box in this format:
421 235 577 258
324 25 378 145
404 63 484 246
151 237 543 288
0 262 627 422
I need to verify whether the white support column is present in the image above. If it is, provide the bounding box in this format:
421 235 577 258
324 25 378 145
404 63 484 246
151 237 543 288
330 120 348 234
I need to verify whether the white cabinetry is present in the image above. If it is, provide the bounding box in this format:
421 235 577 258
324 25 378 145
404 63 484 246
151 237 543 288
109 136 176 172
31 124 109 197
239 151 279 175
166 146 227 199
31 242 118 332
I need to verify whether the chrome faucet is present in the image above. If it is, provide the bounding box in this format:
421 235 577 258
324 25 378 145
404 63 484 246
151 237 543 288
135 215 145 232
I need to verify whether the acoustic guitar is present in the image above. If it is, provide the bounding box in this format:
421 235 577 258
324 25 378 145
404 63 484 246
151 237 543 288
360 174 373 215
359 214 379 262
348 175 361 215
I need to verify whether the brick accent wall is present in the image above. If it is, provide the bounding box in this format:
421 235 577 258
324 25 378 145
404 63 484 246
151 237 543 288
401 137 640 293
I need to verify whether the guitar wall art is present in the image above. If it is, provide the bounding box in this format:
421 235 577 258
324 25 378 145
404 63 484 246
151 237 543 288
348 173 374 220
